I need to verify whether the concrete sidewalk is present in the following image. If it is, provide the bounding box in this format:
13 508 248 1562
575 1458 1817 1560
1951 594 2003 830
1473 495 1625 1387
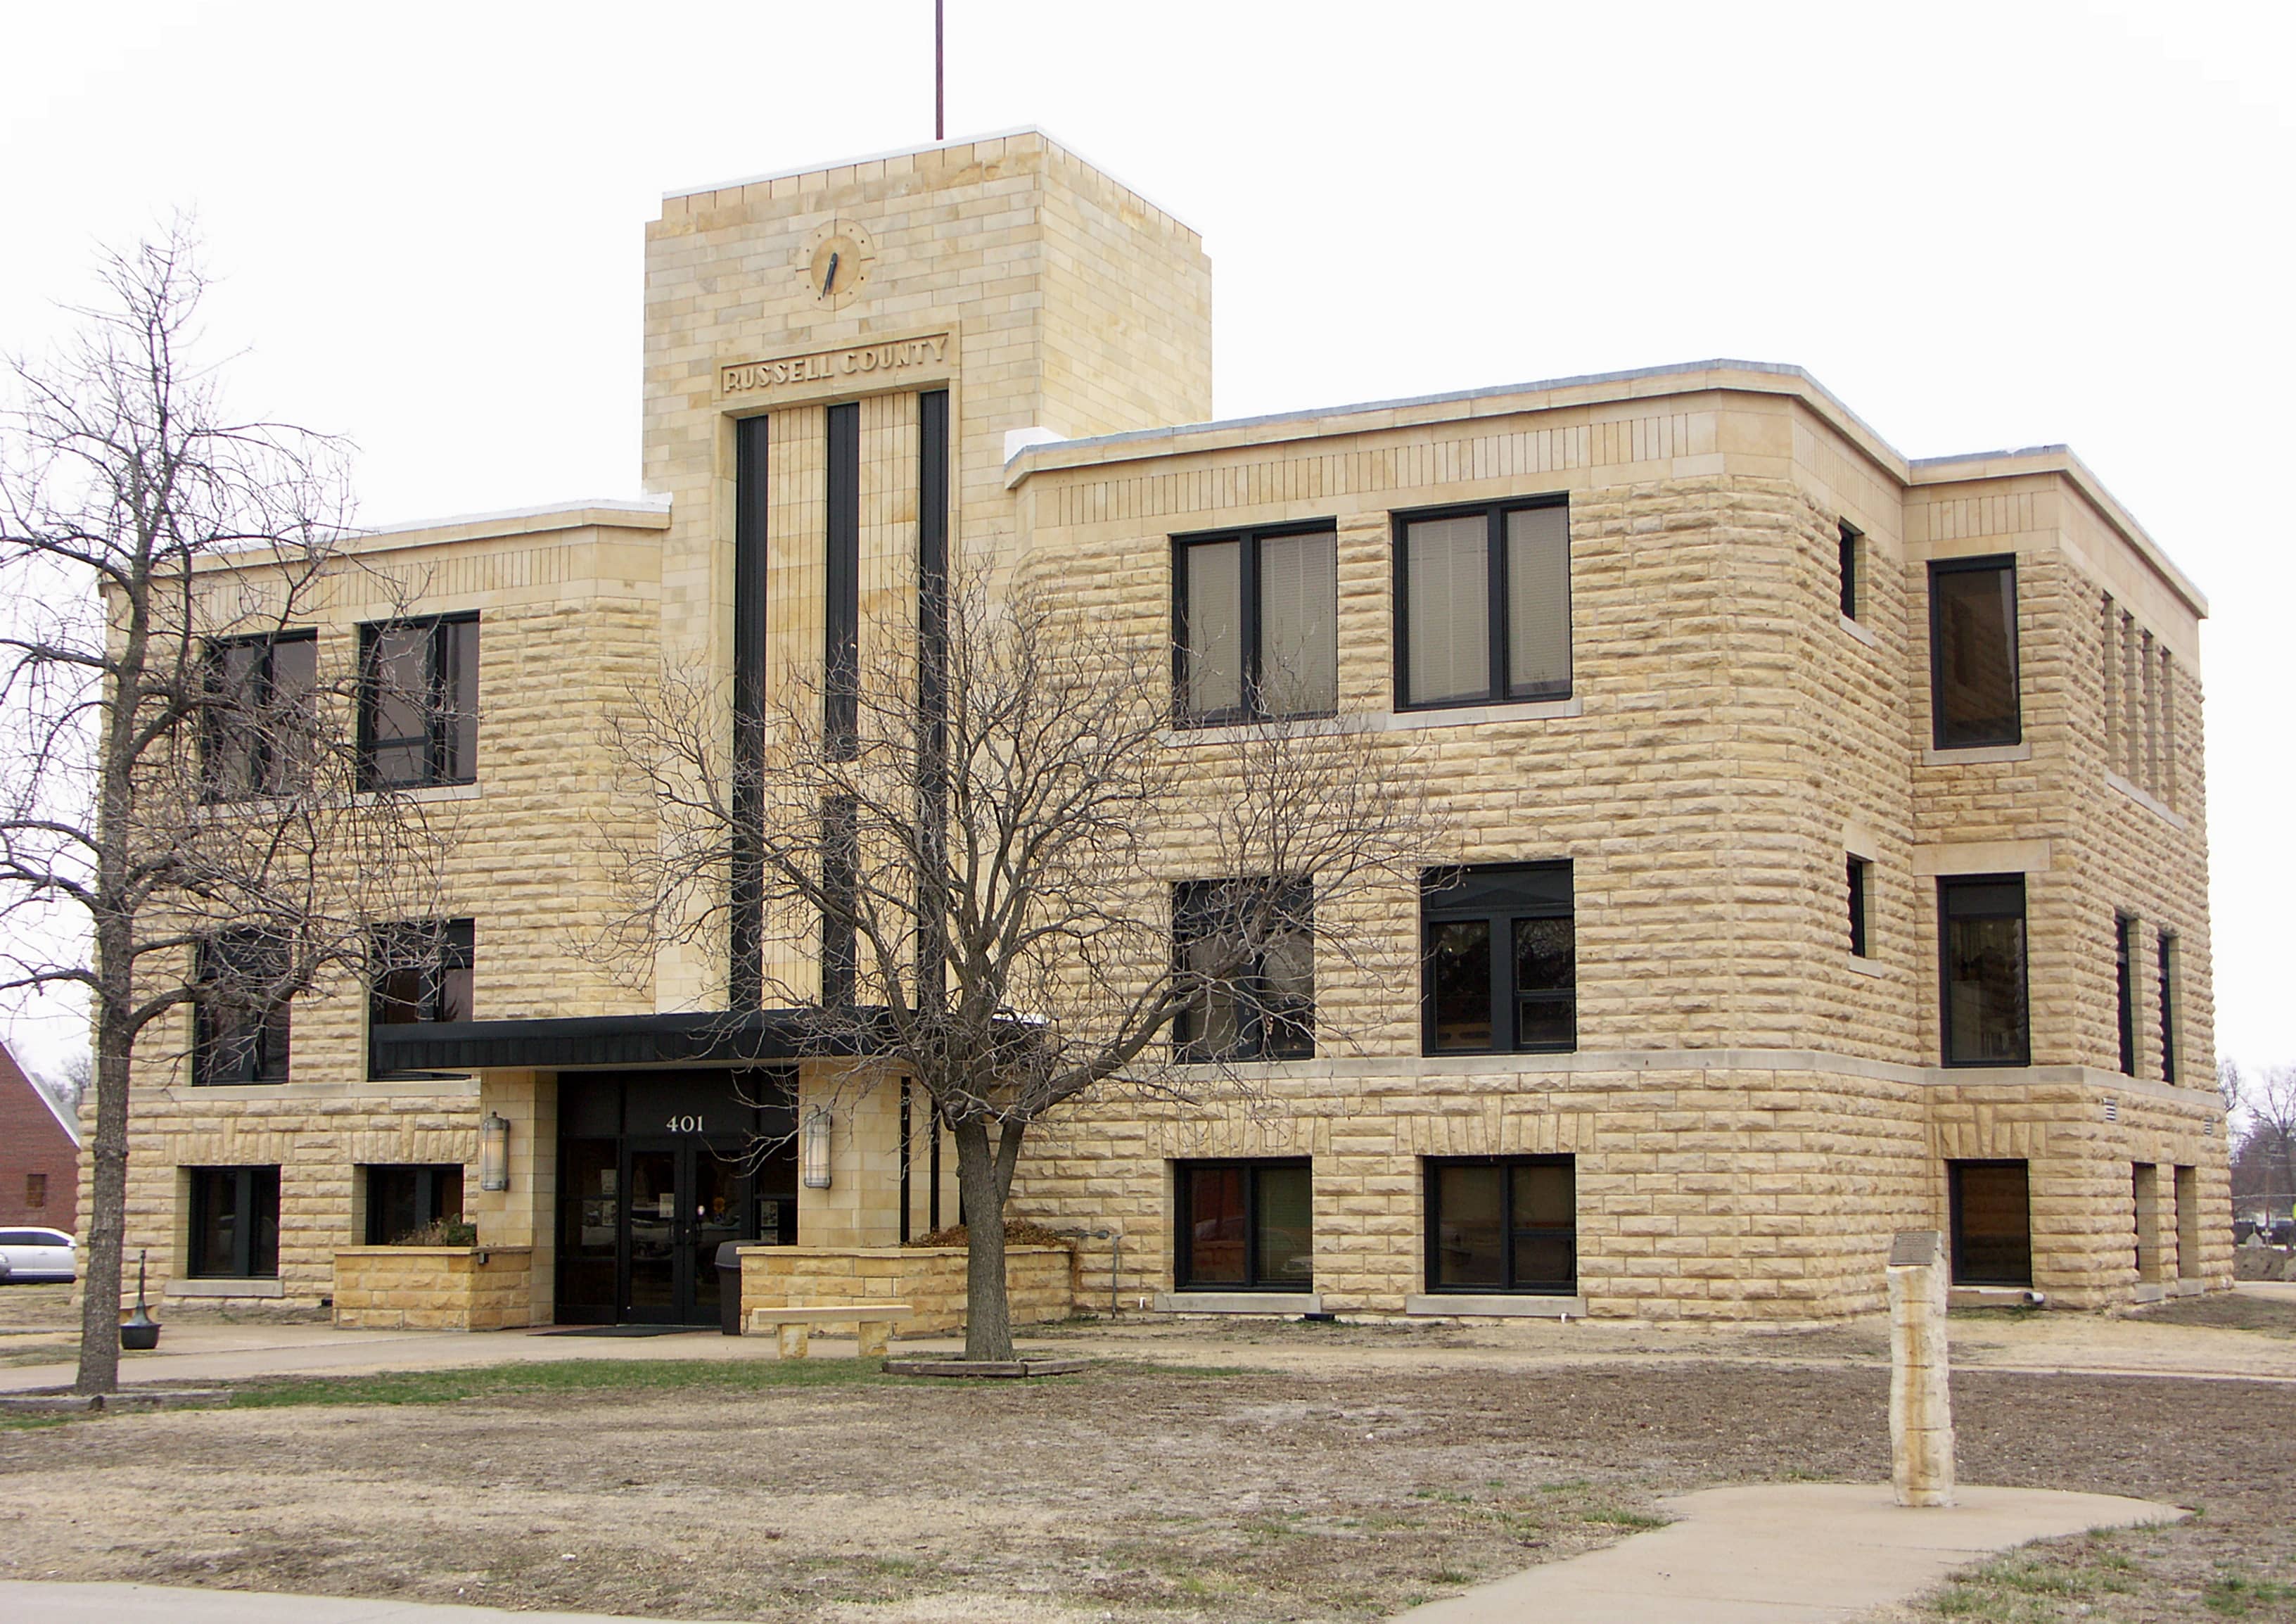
0 1483 2185 1624
1394 1483 2185 1623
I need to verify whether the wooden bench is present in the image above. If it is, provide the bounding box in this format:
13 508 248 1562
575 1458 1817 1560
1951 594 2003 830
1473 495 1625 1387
746 1302 912 1359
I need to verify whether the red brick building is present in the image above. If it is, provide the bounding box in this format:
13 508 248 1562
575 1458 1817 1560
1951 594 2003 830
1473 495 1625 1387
0 1041 78 1231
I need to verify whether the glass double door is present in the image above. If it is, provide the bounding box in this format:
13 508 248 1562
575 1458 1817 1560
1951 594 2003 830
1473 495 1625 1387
621 1139 751 1325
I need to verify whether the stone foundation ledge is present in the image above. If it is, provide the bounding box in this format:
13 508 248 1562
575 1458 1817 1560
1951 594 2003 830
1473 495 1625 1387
739 1244 1074 1336
331 1245 537 1331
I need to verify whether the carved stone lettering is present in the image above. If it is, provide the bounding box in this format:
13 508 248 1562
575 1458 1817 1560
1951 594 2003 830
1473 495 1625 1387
722 334 952 398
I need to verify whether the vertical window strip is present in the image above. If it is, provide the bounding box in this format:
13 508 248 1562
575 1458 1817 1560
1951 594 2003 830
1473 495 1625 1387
1848 857 1870 958
820 794 859 1006
1838 521 1860 621
824 402 860 759
730 413 770 1010
2100 595 2119 773
2157 932 2179 1085
2115 913 2136 1077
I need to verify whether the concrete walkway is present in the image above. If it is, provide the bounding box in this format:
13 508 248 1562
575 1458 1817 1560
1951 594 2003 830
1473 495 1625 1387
1394 1483 2185 1623
0 1483 2186 1624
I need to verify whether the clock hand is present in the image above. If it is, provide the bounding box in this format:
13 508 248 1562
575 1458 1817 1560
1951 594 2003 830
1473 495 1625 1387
822 251 840 298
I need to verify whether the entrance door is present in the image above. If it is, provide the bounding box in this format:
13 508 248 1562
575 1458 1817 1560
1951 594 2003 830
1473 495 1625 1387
555 1070 801 1326
623 1139 753 1326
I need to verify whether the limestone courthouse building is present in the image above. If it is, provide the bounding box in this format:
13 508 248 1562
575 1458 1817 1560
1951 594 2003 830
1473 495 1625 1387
113 129 2227 1330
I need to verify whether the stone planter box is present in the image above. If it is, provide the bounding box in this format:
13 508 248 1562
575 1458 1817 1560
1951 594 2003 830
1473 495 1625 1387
332 1245 535 1331
736 1244 1074 1336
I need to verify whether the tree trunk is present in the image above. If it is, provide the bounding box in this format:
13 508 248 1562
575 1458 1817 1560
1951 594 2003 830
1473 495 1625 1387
952 1117 1012 1362
73 998 133 1395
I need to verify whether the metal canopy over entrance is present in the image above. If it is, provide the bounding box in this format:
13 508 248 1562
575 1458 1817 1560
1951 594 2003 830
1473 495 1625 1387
555 1070 798 1326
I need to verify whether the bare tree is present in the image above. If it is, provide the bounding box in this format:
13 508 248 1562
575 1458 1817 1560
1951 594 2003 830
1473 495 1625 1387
2225 1061 2296 1227
0 229 442 1393
608 570 1433 1361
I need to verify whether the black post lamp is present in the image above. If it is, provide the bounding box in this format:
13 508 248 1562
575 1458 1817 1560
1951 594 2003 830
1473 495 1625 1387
120 1248 161 1350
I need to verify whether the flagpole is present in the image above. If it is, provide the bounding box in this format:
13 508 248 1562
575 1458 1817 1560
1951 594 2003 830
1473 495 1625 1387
935 0 945 141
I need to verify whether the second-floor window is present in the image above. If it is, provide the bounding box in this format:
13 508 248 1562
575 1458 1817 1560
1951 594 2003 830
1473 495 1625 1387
359 615 478 788
1929 557 2020 749
370 919 475 1027
1172 879 1314 1062
200 630 317 800
1940 874 2028 1066
1395 498 1570 710
1424 861 1575 1054
193 930 292 1086
1173 525 1337 722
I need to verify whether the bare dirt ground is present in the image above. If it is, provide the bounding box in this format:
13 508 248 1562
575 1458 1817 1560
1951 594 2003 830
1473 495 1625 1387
0 1295 2292 1623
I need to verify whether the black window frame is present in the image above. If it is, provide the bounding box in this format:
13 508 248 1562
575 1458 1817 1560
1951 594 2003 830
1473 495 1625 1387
193 930 293 1086
199 628 318 802
1423 1154 1577 1295
186 1165 281 1279
1948 1158 2033 1288
369 918 476 1029
1173 1157 1314 1293
1171 878 1315 1063
2157 931 2178 1085
2115 913 2137 1077
1392 495 1572 711
1927 554 2022 750
1421 861 1575 1055
1838 520 1862 621
1938 874 2029 1068
1848 856 1872 958
363 1163 466 1245
1171 521 1340 725
357 612 479 789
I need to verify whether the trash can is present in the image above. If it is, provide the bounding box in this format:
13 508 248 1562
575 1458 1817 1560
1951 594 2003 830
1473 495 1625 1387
715 1240 745 1336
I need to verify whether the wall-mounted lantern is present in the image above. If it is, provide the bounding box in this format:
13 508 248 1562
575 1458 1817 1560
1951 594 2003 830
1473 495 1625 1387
479 1111 511 1192
801 1105 834 1190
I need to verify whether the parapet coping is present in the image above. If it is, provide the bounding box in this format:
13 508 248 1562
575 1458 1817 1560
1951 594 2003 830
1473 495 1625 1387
349 497 672 551
659 125 1196 239
1005 360 2205 619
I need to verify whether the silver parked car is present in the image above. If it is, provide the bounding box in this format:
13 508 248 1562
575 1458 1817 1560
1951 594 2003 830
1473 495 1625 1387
0 1227 76 1282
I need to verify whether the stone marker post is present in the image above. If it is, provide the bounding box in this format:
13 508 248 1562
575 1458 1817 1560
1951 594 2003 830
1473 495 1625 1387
1887 1229 1955 1506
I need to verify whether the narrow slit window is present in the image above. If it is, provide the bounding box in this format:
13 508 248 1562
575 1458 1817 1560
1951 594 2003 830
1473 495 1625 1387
2115 913 2136 1077
1848 857 1872 958
2157 932 2179 1085
1838 521 1861 621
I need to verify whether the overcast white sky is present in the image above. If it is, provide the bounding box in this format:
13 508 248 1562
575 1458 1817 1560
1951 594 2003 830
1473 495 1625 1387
2 1 2290 1083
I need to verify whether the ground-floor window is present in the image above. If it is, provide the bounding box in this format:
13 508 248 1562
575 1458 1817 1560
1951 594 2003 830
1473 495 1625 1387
363 1163 466 1245
186 1165 281 1279
1948 1159 2031 1287
1425 1156 1576 1293
1173 1159 1313 1291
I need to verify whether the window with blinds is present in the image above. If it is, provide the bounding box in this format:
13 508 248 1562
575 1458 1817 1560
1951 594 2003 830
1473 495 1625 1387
1396 498 1571 710
1173 525 1337 723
